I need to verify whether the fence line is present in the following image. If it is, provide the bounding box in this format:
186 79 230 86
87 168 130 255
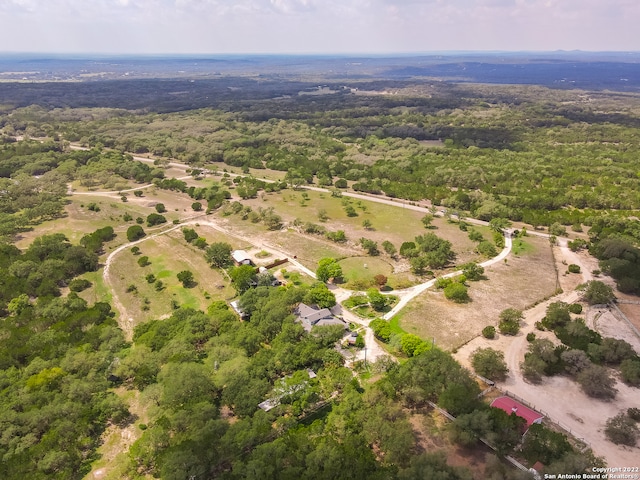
500 389 590 449
610 302 640 340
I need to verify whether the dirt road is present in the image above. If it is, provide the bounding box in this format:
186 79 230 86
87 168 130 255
454 247 640 467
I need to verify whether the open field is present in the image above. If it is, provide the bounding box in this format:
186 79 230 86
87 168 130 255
106 231 235 326
14 186 200 249
249 189 489 262
225 189 491 272
338 256 416 290
394 235 557 350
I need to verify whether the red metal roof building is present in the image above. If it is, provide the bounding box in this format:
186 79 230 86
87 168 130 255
490 396 544 429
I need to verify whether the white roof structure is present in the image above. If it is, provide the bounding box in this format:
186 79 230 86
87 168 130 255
231 250 252 265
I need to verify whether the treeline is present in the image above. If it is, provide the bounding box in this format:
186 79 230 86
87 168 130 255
0 141 166 239
6 84 640 228
0 232 127 479
588 217 640 295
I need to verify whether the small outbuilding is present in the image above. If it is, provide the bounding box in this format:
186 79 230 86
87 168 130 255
231 250 253 266
490 396 543 429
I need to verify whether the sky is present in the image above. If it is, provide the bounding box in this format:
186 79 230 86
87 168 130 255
1 0 639 54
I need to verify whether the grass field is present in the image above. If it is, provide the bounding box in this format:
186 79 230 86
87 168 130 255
339 257 419 290
393 235 557 350
230 189 490 271
14 185 203 249
107 231 235 325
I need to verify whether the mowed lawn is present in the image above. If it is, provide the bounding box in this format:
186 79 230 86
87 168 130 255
338 256 416 290
107 232 235 326
394 235 558 350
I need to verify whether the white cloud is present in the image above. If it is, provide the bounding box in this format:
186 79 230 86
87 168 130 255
0 0 638 53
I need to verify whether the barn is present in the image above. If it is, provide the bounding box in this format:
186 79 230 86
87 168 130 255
490 396 544 429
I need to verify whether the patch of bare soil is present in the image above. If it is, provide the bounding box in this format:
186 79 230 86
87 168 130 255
617 298 640 332
586 306 640 354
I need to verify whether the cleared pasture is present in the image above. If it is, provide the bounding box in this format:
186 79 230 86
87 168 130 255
394 235 557 350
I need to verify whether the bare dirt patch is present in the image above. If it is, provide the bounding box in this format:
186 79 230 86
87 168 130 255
396 235 557 350
617 299 640 332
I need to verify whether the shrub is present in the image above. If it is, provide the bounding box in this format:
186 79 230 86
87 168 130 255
471 348 508 381
146 213 167 226
434 277 453 289
482 326 496 339
567 264 581 274
605 413 639 446
620 358 640 386
444 283 469 303
137 256 150 267
69 278 92 292
126 225 146 242
628 408 640 422
568 303 583 314
499 320 520 335
526 332 536 342
577 365 616 399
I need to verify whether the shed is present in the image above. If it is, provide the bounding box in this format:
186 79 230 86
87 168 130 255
231 250 253 266
490 396 543 429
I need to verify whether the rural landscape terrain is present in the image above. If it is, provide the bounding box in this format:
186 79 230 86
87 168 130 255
1 53 640 479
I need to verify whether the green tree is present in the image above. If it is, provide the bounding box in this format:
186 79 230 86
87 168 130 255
304 282 336 308
191 201 203 211
544 302 571 329
146 213 167 226
482 325 496 339
444 283 469 303
577 364 616 399
316 258 342 283
177 270 195 288
499 308 522 323
462 262 484 281
182 227 198 243
421 214 434 229
127 225 146 242
521 423 573 465
137 256 150 267
476 241 497 257
155 203 166 213
367 288 387 311
605 413 639 446
359 238 379 256
205 242 232 268
549 222 567 236
488 217 512 233
471 348 509 380
382 240 397 257
581 280 615 305
229 265 257 294
620 358 640 386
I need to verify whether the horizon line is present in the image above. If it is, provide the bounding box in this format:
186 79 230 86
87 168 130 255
2 50 640 58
